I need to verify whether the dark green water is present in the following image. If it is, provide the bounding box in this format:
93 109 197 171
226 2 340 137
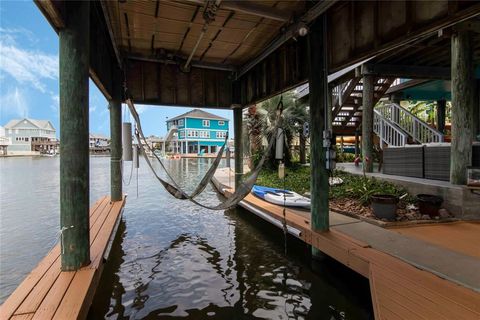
0 156 373 319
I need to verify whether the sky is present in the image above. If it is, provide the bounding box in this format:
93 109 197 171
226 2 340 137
0 1 233 138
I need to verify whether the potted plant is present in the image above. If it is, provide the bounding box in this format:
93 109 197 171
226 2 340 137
417 194 443 216
370 194 399 220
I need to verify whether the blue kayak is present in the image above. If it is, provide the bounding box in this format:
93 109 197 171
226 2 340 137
252 185 293 199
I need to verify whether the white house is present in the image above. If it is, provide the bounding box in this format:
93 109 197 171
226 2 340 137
3 118 57 155
89 133 109 148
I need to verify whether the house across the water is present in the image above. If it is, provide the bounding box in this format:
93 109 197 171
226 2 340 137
3 118 58 155
166 109 229 155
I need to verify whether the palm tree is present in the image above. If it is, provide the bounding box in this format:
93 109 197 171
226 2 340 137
253 91 309 168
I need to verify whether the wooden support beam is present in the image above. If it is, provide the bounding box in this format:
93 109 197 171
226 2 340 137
362 74 374 173
308 16 329 232
362 63 451 80
109 73 122 202
450 29 475 184
59 1 90 271
233 106 243 190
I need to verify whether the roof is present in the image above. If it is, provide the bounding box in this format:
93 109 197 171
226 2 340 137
4 118 55 130
168 109 228 122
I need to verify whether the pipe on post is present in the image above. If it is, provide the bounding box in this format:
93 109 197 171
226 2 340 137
59 0 90 271
122 122 133 161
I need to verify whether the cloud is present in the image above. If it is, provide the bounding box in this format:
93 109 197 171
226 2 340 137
0 87 29 117
89 105 97 113
0 29 58 92
49 93 59 114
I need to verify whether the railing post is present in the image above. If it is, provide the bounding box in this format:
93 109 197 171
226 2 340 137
59 0 90 271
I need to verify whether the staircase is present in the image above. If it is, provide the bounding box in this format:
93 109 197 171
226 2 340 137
331 78 444 148
332 77 396 130
164 125 178 142
375 103 444 144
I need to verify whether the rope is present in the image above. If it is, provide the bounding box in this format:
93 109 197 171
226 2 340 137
125 93 285 210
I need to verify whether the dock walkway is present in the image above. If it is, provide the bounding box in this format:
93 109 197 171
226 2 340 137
0 196 125 320
213 168 480 319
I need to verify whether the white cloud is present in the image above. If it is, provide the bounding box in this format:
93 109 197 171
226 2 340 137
0 29 58 93
89 105 97 113
49 93 59 113
0 87 29 118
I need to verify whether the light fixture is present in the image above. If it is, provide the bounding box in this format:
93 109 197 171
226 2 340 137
297 22 309 37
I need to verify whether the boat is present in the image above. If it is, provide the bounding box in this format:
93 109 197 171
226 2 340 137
252 185 310 209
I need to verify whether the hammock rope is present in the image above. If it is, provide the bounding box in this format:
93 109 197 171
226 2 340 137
125 94 284 210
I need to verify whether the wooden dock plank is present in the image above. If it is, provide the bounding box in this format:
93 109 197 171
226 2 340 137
51 270 96 320
31 272 75 320
229 187 480 320
0 196 125 320
10 314 34 320
0 196 109 320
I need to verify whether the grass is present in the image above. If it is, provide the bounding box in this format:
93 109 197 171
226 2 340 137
256 164 413 205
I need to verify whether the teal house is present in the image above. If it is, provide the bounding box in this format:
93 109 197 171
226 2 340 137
166 109 229 154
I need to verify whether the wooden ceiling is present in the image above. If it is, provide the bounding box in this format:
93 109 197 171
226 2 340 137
104 0 307 67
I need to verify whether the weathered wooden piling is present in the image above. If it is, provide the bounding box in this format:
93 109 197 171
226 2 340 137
109 79 122 201
234 106 243 189
59 0 90 270
362 73 374 173
308 16 329 232
451 28 475 185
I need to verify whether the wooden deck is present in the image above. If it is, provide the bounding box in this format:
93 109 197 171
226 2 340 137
0 196 125 320
392 222 480 258
213 170 480 320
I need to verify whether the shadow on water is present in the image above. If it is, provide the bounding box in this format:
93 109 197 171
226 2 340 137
90 209 373 320
87 158 373 319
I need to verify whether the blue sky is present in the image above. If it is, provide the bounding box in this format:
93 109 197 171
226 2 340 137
0 1 233 138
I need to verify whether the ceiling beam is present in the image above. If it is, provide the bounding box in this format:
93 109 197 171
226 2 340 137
180 0 291 22
127 54 237 72
362 63 451 80
237 0 337 78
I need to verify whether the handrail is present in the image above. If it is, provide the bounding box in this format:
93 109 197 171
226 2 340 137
373 110 408 148
376 103 444 143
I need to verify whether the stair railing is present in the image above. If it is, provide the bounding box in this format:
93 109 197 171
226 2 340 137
376 103 444 143
373 110 408 148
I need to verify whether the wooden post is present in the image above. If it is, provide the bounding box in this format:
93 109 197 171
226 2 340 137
362 74 374 172
234 106 243 189
436 99 446 134
451 29 474 185
308 16 329 233
109 76 122 201
59 1 90 271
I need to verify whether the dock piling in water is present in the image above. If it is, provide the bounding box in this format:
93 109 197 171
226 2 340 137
59 0 91 271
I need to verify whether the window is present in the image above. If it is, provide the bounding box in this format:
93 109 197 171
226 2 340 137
218 121 225 126
216 131 227 139
179 131 185 138
202 120 210 127
25 137 29 142
178 119 184 126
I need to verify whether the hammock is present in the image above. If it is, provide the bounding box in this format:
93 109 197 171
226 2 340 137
125 96 284 210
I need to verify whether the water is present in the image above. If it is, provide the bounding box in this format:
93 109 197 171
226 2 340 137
0 156 373 319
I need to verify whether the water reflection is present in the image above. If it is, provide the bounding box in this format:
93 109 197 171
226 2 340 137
1 156 372 319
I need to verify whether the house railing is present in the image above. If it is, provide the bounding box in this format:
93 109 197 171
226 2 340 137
373 110 408 148
376 103 444 144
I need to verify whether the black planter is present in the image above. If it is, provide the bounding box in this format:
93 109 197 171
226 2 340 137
417 194 443 216
370 194 399 220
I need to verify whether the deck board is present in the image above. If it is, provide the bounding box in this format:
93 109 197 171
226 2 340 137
0 195 125 320
212 173 480 320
